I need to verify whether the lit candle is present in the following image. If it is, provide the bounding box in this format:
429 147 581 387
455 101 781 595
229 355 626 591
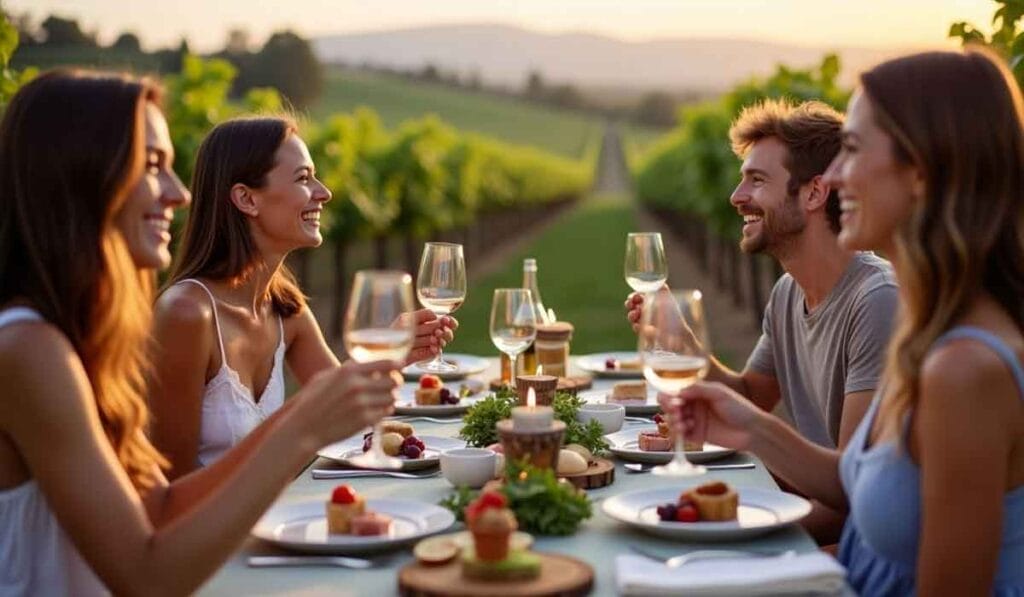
511 387 554 431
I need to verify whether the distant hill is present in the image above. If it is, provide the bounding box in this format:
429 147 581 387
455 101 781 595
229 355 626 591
314 23 904 92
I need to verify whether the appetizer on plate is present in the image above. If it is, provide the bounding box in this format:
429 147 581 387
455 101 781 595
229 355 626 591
415 374 474 406
638 414 703 452
361 421 427 459
326 485 393 535
655 481 739 523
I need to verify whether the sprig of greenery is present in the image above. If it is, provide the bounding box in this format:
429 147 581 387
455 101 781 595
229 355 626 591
458 388 608 455
438 460 592 535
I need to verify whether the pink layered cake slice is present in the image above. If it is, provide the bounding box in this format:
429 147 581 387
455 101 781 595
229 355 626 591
638 431 672 451
350 511 393 536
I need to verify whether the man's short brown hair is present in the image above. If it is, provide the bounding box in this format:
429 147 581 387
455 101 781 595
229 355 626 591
729 99 844 233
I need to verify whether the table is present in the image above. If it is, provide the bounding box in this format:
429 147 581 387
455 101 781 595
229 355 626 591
199 358 821 596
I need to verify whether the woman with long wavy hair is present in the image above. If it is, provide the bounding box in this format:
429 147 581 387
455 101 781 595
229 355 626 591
672 47 1024 594
149 117 457 478
0 71 398 595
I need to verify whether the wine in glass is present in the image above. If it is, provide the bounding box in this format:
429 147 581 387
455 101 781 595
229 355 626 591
343 270 415 469
416 242 467 373
489 289 537 387
638 287 710 476
625 232 668 294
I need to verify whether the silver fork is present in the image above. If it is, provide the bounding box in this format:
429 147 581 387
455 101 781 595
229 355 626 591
248 555 374 569
311 468 442 480
629 545 795 568
387 416 462 423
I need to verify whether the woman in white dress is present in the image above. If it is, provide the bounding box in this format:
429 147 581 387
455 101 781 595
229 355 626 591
149 116 458 478
0 70 398 595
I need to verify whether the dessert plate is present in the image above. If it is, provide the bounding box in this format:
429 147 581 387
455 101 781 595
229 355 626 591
602 487 811 541
576 352 645 379
252 498 455 554
402 354 489 381
578 387 659 415
318 435 465 471
604 426 734 464
394 379 486 416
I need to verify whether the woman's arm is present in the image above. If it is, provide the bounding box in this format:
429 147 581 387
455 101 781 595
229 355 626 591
678 382 847 510
915 342 1011 595
149 286 215 479
0 322 397 597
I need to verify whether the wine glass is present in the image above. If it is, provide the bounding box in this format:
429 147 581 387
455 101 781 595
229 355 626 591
343 270 415 470
489 289 537 387
625 232 668 294
638 286 710 476
416 242 467 373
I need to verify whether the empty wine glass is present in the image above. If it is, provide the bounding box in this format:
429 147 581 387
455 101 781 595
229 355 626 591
416 242 467 373
344 270 415 469
638 286 709 476
625 232 668 294
489 289 537 387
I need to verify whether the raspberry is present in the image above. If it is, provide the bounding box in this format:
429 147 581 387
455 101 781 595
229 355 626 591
605 358 618 370
656 503 677 522
676 504 699 523
402 435 419 448
331 485 358 504
419 374 442 389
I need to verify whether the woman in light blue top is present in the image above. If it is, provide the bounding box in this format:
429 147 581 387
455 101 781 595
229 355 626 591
675 47 1024 595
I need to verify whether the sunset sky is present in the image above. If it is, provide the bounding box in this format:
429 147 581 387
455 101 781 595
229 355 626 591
8 0 995 52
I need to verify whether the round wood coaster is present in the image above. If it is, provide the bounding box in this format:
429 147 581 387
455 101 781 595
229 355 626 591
489 376 593 393
399 551 594 597
559 457 614 490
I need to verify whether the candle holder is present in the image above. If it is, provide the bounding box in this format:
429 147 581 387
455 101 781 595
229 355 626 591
515 374 558 406
496 419 566 471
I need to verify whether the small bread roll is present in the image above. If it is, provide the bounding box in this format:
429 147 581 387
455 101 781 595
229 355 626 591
556 449 588 475
564 443 593 464
381 421 414 438
381 432 404 456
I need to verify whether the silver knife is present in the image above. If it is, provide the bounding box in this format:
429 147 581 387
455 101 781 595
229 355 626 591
247 555 374 569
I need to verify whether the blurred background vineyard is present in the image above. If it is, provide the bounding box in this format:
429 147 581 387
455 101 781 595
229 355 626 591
2 1 1021 365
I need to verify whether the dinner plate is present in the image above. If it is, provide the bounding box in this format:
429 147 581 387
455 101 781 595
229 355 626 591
402 354 489 381
576 352 644 378
318 435 465 471
602 486 811 541
252 498 456 554
394 379 486 416
578 387 659 415
604 427 735 464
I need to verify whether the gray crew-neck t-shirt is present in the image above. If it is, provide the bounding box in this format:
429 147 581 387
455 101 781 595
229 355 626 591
745 252 898 448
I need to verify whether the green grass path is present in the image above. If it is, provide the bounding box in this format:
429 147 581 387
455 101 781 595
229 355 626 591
445 193 639 357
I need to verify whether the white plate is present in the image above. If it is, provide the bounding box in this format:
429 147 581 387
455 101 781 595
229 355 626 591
576 352 644 379
605 427 735 464
318 435 465 471
252 497 456 554
578 387 659 415
394 379 486 416
602 486 811 541
402 354 489 381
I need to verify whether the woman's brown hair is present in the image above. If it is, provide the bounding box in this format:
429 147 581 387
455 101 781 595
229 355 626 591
867 48 1024 439
0 70 169 489
167 117 306 316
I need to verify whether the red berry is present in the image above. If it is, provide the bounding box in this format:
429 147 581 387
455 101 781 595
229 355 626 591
331 485 358 505
653 413 664 424
404 445 422 458
478 491 507 510
605 358 618 370
419 374 442 389
676 504 699 523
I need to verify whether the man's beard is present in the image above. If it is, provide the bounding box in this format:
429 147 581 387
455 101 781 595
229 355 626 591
739 194 806 257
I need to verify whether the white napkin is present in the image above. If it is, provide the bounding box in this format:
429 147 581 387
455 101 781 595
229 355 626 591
615 552 847 596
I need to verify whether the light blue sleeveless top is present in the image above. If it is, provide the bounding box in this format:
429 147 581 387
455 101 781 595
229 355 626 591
838 326 1024 595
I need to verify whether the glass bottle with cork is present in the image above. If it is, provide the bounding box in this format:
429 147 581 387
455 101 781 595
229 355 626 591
501 258 551 382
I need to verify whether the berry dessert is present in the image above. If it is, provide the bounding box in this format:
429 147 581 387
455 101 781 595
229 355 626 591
361 424 427 459
609 381 647 405
462 491 540 581
349 511 393 536
654 481 739 523
605 357 641 371
326 484 366 534
641 413 703 452
414 374 463 406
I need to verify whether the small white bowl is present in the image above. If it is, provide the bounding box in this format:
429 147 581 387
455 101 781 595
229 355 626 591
577 403 626 433
440 448 497 488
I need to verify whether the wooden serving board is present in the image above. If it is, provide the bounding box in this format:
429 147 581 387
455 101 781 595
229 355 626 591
559 457 615 490
399 551 593 597
489 376 593 394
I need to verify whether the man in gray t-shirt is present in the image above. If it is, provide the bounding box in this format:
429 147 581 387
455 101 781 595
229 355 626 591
627 100 897 543
747 252 896 448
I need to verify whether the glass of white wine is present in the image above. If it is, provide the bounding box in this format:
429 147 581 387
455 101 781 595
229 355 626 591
343 270 415 470
489 289 537 387
638 287 710 476
416 242 467 373
625 232 668 294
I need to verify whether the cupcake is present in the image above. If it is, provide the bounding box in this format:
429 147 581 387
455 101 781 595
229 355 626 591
325 485 366 534
465 491 517 562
